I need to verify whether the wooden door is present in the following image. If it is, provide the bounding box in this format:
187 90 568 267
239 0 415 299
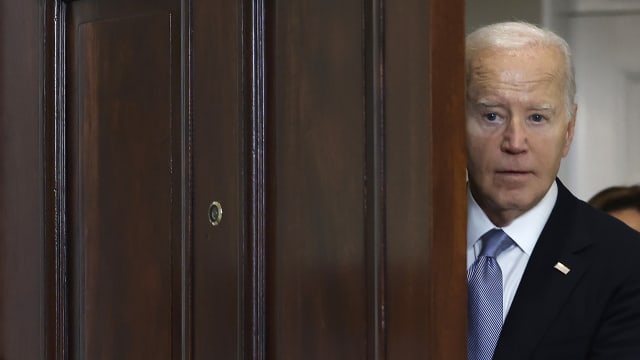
1 0 466 358
264 0 466 358
66 0 248 358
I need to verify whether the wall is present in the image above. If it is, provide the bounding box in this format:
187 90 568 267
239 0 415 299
546 1 640 199
466 1 541 34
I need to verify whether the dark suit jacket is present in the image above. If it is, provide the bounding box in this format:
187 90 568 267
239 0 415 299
493 180 640 360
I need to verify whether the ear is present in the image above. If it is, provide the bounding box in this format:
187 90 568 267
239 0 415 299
562 104 577 157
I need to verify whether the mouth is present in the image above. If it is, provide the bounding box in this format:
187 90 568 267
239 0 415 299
497 170 530 174
495 170 533 178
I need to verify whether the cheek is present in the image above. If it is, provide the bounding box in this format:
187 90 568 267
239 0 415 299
532 128 569 159
465 124 485 150
466 136 492 176
535 141 566 178
465 135 481 163
466 130 494 158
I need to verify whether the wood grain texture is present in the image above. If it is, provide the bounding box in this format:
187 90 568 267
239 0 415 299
385 0 432 356
3 0 467 358
267 0 466 358
192 0 244 357
427 0 467 358
71 12 178 360
0 0 46 358
267 0 369 358
385 0 466 358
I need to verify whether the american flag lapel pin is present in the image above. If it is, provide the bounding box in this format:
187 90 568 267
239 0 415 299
554 262 571 275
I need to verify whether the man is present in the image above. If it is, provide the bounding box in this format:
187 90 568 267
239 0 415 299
465 22 640 359
589 185 640 232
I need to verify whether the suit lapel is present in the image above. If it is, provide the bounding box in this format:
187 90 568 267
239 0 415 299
493 181 595 359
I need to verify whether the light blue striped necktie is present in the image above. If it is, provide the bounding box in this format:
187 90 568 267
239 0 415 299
468 229 513 360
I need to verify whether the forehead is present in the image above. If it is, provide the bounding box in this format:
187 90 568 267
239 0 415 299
467 45 565 97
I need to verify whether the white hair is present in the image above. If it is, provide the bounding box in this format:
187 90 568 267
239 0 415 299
466 22 576 118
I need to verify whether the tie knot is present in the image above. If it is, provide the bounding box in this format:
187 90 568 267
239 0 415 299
479 229 512 258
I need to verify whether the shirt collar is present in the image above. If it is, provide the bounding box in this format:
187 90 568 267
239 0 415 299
467 181 558 255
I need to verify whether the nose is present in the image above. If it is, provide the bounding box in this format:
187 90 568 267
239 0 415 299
501 118 527 154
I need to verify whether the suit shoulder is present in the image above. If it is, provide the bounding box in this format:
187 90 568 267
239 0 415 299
576 199 640 252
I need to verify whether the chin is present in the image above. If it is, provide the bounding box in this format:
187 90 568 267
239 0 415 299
493 193 533 213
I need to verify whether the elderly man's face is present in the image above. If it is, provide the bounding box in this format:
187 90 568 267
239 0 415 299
466 45 576 226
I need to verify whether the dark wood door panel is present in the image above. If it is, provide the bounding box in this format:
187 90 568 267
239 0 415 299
70 9 180 360
267 0 369 358
68 0 177 24
192 0 244 358
0 1 47 358
385 0 466 358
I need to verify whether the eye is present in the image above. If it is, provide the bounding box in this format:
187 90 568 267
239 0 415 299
483 112 499 122
530 114 545 123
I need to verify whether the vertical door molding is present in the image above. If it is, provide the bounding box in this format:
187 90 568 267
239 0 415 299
47 0 71 358
364 0 387 357
180 0 194 358
245 0 267 358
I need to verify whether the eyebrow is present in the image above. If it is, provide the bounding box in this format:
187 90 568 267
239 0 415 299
475 99 555 111
530 104 554 111
476 99 501 107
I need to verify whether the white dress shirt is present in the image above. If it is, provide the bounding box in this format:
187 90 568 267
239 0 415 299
467 181 558 320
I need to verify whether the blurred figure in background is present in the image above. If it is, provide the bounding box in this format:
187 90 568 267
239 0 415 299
589 185 640 232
